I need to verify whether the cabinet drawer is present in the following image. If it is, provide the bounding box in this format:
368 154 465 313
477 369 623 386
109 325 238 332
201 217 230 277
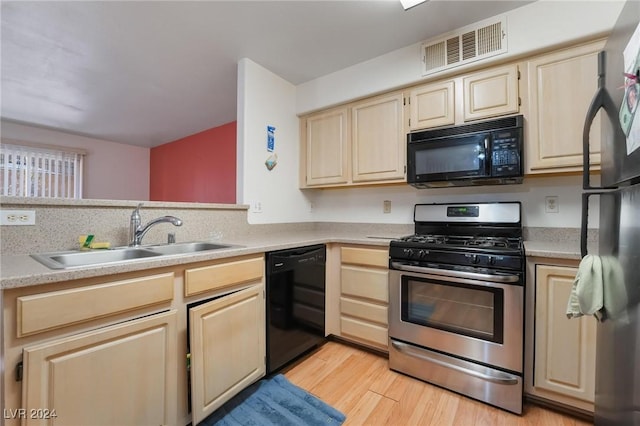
340 297 387 325
341 247 388 268
17 272 174 337
185 255 264 297
340 316 388 347
341 265 388 303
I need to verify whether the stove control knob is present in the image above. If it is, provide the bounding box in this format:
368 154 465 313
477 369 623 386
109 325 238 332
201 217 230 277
470 254 480 264
403 248 414 258
488 256 496 266
418 250 428 259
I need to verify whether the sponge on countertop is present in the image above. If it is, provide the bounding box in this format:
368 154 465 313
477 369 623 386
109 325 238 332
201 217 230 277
78 235 110 249
79 234 94 248
89 241 111 249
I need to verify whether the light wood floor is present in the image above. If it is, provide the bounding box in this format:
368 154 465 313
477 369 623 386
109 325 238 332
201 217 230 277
284 341 593 426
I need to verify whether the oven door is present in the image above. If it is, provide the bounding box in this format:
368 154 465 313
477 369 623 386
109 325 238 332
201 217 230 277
407 133 489 184
389 264 523 373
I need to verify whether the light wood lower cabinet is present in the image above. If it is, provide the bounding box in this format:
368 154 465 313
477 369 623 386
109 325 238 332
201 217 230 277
21 310 178 426
3 254 267 426
338 246 389 351
531 263 597 412
189 283 266 425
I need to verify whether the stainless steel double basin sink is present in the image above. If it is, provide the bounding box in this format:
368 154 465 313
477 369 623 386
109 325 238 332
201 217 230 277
31 242 238 269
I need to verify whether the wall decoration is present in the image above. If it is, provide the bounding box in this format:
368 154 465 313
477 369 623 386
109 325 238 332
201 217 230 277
265 125 277 171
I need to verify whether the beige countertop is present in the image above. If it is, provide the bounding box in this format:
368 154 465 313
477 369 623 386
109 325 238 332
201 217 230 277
524 240 596 260
0 230 403 289
1 227 595 290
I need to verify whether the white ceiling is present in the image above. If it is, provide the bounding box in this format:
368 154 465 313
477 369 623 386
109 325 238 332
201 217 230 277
1 1 532 148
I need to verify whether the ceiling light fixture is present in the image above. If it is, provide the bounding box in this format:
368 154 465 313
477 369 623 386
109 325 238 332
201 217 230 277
400 0 428 10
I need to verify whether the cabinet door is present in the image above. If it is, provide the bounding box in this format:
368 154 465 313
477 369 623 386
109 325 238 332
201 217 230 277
189 283 265 425
21 310 178 426
409 80 455 130
351 92 405 182
525 40 605 173
535 265 596 404
303 107 350 186
463 64 519 121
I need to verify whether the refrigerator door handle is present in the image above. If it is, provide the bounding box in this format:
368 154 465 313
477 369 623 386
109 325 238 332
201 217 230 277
580 192 606 258
581 51 618 258
582 51 621 191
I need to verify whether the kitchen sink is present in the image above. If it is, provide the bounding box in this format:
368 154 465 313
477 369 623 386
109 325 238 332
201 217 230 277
31 248 161 269
31 241 238 269
144 242 233 255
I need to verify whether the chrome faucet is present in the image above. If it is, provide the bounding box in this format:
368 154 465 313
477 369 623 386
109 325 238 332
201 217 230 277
129 203 183 246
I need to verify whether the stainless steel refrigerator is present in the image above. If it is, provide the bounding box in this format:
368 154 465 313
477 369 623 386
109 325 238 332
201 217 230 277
582 1 640 424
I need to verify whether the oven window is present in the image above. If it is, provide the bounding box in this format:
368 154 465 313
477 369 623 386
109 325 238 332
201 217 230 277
401 276 504 343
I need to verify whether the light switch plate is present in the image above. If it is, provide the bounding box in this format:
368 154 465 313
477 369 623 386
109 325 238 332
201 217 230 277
1 210 36 225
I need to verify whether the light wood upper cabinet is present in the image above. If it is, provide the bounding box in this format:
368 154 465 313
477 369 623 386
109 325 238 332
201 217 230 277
534 264 596 412
524 39 605 174
21 310 179 426
303 106 350 186
352 92 405 182
409 80 455 130
189 283 265 425
407 63 519 132
300 91 406 188
463 64 520 121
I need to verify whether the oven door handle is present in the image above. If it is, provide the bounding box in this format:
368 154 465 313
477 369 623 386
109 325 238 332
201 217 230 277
391 341 520 385
390 262 520 283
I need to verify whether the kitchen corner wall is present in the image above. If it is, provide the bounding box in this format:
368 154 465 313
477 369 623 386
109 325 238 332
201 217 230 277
237 58 314 224
235 1 621 229
236 63 600 228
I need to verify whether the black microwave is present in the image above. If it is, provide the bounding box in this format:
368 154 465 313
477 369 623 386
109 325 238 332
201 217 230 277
407 115 524 188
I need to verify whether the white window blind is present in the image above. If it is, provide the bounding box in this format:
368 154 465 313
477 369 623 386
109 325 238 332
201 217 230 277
0 143 84 199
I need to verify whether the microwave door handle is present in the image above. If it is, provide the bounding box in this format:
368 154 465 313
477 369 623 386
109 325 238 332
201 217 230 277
484 137 490 176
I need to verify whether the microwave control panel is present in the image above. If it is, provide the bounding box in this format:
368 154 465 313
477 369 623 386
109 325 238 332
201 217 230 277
491 129 522 177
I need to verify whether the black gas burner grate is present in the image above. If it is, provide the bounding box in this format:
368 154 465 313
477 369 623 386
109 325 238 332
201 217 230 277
398 234 522 251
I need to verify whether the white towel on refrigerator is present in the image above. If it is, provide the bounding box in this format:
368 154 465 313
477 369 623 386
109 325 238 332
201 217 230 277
566 254 628 322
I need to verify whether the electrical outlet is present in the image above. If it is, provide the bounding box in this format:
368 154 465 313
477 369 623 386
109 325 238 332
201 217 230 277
251 201 263 214
1 209 36 225
545 196 559 213
383 200 392 214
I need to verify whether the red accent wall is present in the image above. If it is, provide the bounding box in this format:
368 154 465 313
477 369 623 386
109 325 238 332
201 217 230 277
150 121 236 203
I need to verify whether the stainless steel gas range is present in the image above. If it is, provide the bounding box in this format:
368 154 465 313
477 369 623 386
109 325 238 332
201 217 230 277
388 202 525 414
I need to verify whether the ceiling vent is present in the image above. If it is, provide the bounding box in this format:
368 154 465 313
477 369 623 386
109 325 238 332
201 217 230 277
421 16 507 76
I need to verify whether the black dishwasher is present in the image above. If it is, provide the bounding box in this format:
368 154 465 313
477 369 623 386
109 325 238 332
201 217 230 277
266 244 326 374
